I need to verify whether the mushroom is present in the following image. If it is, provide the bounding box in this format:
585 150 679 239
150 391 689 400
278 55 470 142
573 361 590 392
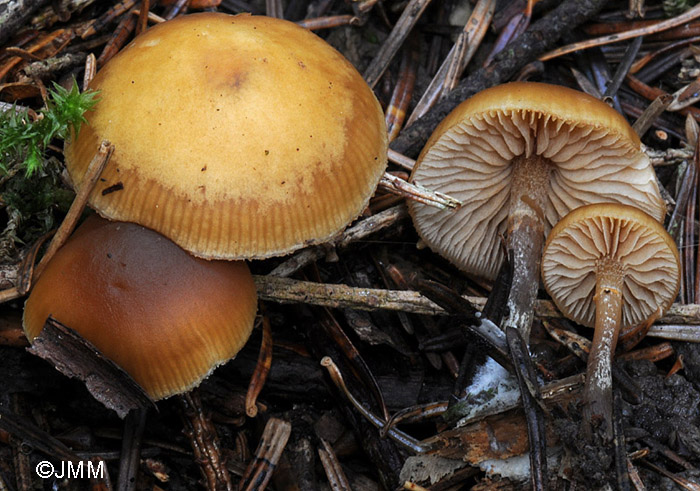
65 12 387 260
541 203 680 440
23 215 258 400
408 81 665 342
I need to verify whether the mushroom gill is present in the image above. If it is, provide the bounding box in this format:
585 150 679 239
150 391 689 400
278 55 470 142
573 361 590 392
409 82 665 343
541 207 680 329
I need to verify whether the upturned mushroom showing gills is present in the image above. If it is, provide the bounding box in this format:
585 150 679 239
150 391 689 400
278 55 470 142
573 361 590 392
23 216 258 401
408 82 665 342
541 203 680 440
64 13 387 260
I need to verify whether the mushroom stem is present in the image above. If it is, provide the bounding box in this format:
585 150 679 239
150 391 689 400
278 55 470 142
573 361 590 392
503 154 551 343
583 257 624 441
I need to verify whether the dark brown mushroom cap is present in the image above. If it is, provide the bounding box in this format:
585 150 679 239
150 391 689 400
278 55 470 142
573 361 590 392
23 216 258 400
409 82 666 280
65 12 387 260
541 203 680 329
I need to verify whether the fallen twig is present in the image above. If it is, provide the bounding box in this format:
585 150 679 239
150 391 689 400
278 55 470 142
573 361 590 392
254 275 700 328
390 0 610 158
540 4 700 62
269 205 408 278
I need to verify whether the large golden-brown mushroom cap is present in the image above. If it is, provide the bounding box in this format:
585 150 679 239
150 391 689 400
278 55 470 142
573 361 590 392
409 82 666 280
541 203 680 329
23 216 258 400
65 13 387 259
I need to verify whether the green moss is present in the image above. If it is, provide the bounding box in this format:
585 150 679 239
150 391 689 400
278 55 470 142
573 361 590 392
664 0 700 16
0 80 98 176
0 80 98 262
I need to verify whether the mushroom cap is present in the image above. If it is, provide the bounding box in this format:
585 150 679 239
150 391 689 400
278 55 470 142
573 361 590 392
65 13 387 260
408 82 666 280
541 203 680 329
23 216 258 400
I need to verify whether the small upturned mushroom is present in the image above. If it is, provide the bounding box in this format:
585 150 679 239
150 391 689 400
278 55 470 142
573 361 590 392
23 216 258 400
65 12 387 260
541 203 680 440
409 82 665 342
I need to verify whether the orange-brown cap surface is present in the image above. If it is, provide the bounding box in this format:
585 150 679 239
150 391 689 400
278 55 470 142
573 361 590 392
409 82 665 280
23 216 258 400
541 203 680 329
65 13 387 259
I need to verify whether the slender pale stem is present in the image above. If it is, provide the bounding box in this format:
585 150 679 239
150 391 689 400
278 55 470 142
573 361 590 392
583 257 624 442
503 154 551 343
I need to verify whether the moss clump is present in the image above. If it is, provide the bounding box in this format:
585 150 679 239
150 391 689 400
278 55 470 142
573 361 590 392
0 81 98 261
